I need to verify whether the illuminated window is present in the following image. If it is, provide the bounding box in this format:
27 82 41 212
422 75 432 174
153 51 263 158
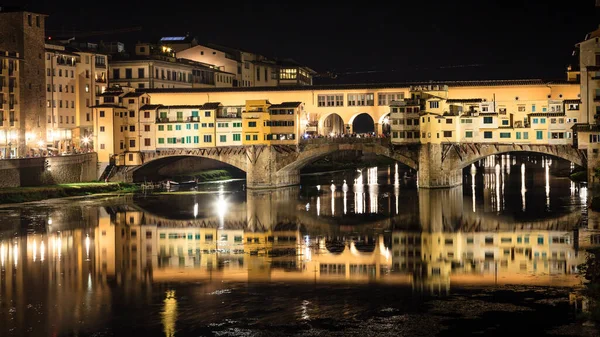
279 68 297 80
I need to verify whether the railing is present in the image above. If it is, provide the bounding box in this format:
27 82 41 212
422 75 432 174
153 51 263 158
300 137 389 145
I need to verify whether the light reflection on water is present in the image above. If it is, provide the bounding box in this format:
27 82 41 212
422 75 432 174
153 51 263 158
0 154 597 336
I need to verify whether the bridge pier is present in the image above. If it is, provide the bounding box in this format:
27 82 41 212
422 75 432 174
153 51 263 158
418 143 463 189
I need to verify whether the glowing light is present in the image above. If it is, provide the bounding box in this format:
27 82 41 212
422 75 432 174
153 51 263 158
495 164 500 212
521 163 526 212
317 196 321 216
394 163 399 187
82 137 90 145
57 237 62 261
305 202 310 211
580 186 588 204
48 218 52 225
330 183 336 216
354 171 364 214
215 195 228 219
40 241 45 262
193 203 198 218
33 239 37 262
85 234 90 261
37 140 45 148
0 243 5 267
545 159 550 210
161 290 178 337
342 180 348 215
367 167 378 185
471 164 476 213
13 243 18 268
329 132 334 137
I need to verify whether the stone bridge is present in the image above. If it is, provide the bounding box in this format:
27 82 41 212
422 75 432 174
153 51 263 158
114 139 587 189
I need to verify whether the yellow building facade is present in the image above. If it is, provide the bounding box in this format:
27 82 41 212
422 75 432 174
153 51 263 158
93 80 585 167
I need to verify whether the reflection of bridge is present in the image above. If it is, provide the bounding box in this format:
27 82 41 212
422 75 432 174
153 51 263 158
124 186 582 235
115 138 586 189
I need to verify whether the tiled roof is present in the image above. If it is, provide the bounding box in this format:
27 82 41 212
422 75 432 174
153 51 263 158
122 92 145 97
572 123 600 131
139 79 576 94
202 102 222 110
446 98 483 103
157 105 205 109
97 91 122 97
564 99 581 104
269 102 302 109
140 104 162 110
91 104 124 108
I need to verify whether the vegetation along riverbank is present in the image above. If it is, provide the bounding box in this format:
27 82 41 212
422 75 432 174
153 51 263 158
0 182 139 204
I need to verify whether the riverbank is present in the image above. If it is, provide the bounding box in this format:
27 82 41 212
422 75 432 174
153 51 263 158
0 182 139 204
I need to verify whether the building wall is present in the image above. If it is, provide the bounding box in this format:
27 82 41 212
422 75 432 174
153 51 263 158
45 46 77 151
75 51 108 148
0 152 97 187
216 118 243 146
0 11 47 157
177 45 239 79
0 52 21 158
243 100 270 145
109 60 194 89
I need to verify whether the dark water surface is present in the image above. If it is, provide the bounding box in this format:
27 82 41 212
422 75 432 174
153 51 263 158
0 155 597 336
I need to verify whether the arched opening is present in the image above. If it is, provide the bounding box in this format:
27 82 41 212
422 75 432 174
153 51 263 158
132 156 246 183
379 113 391 136
350 113 375 134
320 113 345 136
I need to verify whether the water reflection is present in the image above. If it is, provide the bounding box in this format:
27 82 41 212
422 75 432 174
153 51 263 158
0 154 595 336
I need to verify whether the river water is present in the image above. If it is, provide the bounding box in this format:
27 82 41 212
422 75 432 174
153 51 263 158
0 154 597 336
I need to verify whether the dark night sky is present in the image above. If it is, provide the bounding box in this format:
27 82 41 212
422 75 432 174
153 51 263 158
5 0 600 83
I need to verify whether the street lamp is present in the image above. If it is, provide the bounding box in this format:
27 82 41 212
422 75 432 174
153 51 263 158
82 137 90 152
37 140 45 157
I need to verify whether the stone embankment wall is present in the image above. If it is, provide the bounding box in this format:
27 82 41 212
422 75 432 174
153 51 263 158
0 153 98 188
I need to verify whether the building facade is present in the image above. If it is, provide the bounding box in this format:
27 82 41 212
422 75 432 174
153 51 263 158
0 8 47 157
0 50 21 158
44 42 109 153
389 84 580 146
90 80 581 168
175 42 315 87
108 43 235 90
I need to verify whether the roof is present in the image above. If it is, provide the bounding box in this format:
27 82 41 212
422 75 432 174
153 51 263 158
572 123 600 132
446 98 483 103
122 92 145 98
564 99 581 104
155 103 223 110
157 105 205 109
528 112 565 117
97 91 123 97
160 36 195 43
202 102 222 110
269 102 302 109
139 79 576 94
91 104 124 108
140 104 162 110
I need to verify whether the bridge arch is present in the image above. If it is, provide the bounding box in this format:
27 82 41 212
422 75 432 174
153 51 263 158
276 139 419 176
129 152 248 183
439 143 585 172
319 112 346 136
349 112 375 134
